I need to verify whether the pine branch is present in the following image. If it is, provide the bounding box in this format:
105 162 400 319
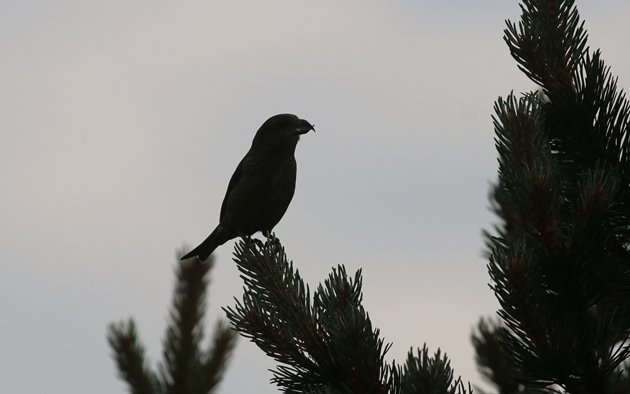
225 236 388 392
485 1 630 392
391 345 472 394
471 317 519 394
490 92 628 393
504 0 630 184
224 235 471 393
107 320 158 394
158 259 210 394
199 321 237 393
311 265 392 393
504 0 588 89
108 254 235 394
471 317 556 394
224 236 324 390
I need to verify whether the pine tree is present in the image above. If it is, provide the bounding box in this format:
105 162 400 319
471 317 630 394
107 255 236 394
479 0 630 392
224 236 472 393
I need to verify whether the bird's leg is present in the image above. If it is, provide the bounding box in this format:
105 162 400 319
238 233 254 248
262 230 272 245
242 233 265 249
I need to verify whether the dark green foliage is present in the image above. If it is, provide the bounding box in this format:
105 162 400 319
107 320 158 394
472 317 630 394
158 257 209 394
471 318 519 394
108 256 236 394
484 0 630 392
392 346 471 394
224 236 471 393
471 317 554 394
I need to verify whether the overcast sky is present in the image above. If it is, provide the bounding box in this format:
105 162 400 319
2 1 629 393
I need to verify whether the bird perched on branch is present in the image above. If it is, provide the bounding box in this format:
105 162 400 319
181 114 314 261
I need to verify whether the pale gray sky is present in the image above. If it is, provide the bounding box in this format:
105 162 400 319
2 1 629 393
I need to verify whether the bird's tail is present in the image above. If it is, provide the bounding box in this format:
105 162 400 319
180 225 232 261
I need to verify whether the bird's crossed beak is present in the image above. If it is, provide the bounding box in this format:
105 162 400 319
296 119 315 135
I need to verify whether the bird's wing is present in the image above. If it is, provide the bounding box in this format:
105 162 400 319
219 157 245 222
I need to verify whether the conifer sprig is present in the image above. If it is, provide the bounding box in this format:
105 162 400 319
108 320 158 394
485 0 630 392
108 257 236 394
225 235 471 393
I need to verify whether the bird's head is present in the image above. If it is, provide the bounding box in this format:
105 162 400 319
251 114 314 152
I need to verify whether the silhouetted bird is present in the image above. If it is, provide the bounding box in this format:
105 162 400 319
181 114 314 261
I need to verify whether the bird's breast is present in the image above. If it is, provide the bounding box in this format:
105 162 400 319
224 153 297 235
